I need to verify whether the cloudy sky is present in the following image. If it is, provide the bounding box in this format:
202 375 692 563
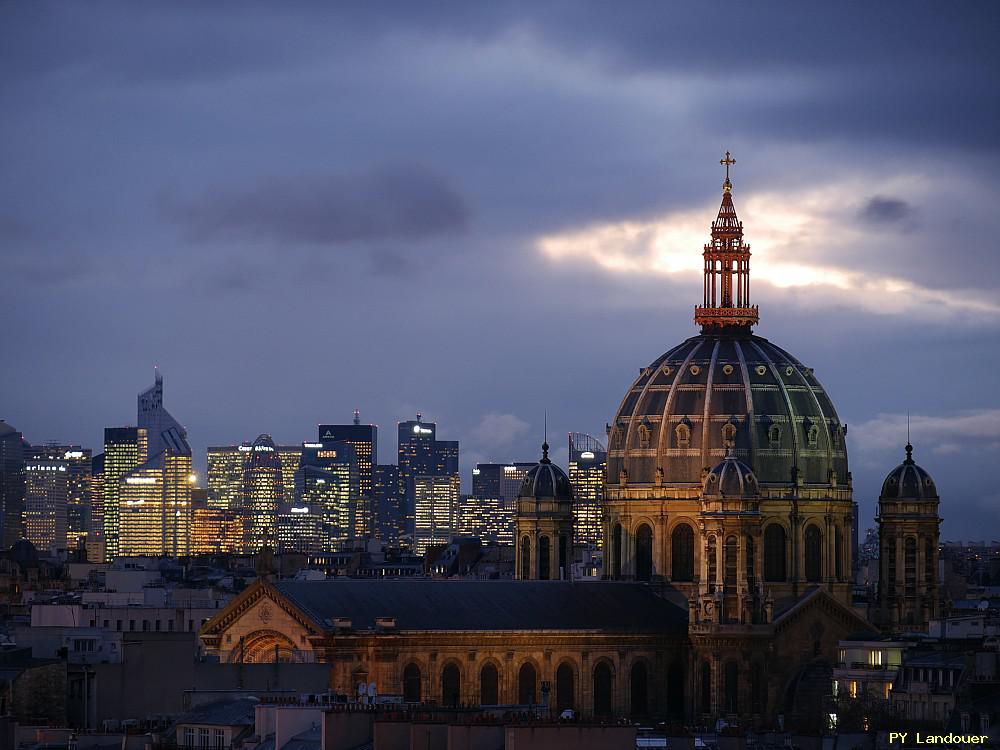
2 2 998 539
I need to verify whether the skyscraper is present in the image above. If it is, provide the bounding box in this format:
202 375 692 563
318 412 377 539
102 426 147 559
88 452 105 562
207 444 251 510
61 447 93 549
241 434 284 552
397 415 459 537
568 433 606 549
0 421 26 549
299 440 358 549
413 474 460 555
460 462 535 545
23 445 69 553
374 464 402 544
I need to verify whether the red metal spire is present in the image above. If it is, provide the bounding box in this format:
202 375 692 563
694 151 759 331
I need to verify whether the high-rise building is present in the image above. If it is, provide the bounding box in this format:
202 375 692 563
298 441 357 549
23 446 69 553
241 434 284 552
191 489 240 554
460 462 534 545
397 415 459 536
568 433 606 549
374 464 402 544
318 412 377 539
0 421 26 549
207 444 251 510
413 474 460 555
87 452 105 562
102 426 148 559
276 445 302 506
117 371 193 557
62 447 92 549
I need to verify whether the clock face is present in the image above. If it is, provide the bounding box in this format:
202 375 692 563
259 604 273 623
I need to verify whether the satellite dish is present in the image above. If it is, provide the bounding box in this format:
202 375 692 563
357 682 367 695
368 682 377 696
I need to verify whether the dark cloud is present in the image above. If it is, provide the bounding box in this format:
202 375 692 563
163 165 469 247
859 196 914 224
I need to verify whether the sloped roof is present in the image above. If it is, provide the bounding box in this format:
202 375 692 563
176 698 257 727
272 579 687 633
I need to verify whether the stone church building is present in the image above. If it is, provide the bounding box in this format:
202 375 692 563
201 157 937 730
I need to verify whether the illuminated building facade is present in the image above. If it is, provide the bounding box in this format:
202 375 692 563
191 491 240 554
277 501 325 553
397 415 459 536
460 462 534 545
375 464 402 544
276 445 302 506
0 421 26 549
413 474 460 554
23 446 69 553
241 434 284 552
568 433 606 549
87 452 105 562
318 414 376 538
102 426 148 559
207 444 251 510
515 442 574 580
300 441 358 548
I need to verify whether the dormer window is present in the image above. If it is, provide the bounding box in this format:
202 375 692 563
638 423 651 449
768 425 781 448
722 423 737 447
676 423 691 449
807 424 820 449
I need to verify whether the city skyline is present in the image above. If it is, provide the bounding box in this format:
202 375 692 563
2 4 999 542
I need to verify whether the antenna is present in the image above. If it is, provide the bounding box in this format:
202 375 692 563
907 411 910 444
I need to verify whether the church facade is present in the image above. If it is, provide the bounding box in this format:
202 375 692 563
201 156 932 730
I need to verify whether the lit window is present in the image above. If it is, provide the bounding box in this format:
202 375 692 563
849 680 858 699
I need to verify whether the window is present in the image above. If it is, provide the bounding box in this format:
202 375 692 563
480 663 499 705
905 537 917 595
199 729 209 748
630 661 649 717
722 423 737 448
403 663 421 703
520 536 531 580
556 663 575 712
213 730 224 749
724 536 737 586
676 423 691 449
538 536 551 580
701 661 712 714
807 424 820 449
184 729 195 748
558 534 568 579
925 537 935 584
638 424 651 449
671 524 694 582
850 680 858 699
593 663 613 716
611 524 623 579
768 425 781 448
764 525 787 582
870 650 882 667
441 663 460 707
805 525 822 582
636 524 653 581
519 662 537 705
746 535 755 582
724 660 739 713
835 527 844 580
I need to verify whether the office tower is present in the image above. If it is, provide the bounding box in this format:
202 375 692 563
276 501 325 553
241 434 284 552
103 426 148 559
276 445 302 506
23 446 69 553
462 462 535 545
300 441 358 548
0 421 26 549
568 433 606 548
191 489 240 554
413 474 460 555
88 453 105 562
118 371 193 557
207 444 251 510
375 464 402 544
62 447 92 549
397 415 459 536
318 412 377 538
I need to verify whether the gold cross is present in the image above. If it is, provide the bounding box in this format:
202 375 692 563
720 151 736 182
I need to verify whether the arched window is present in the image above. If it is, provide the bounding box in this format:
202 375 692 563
667 659 685 719
768 425 781 448
558 534 568 580
835 526 844 581
630 661 649 717
764 525 786 582
724 660 739 714
593 662 613 717
807 424 820 449
675 423 690 449
724 536 737 586
403 663 421 703
885 536 897 589
700 660 712 714
538 535 551 580
556 663 574 712
638 424 651 449
805 525 822 582
707 536 718 592
441 663 460 707
671 524 694 582
722 422 737 447
518 662 536 705
905 537 917 595
520 536 531 580
925 537 935 584
750 661 765 715
611 524 623 579
636 524 653 581
746 535 755 582
480 663 498 705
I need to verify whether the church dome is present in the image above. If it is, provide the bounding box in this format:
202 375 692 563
607 158 848 490
704 451 758 497
881 443 937 499
519 442 574 500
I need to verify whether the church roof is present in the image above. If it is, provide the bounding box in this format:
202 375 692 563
271 579 687 633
